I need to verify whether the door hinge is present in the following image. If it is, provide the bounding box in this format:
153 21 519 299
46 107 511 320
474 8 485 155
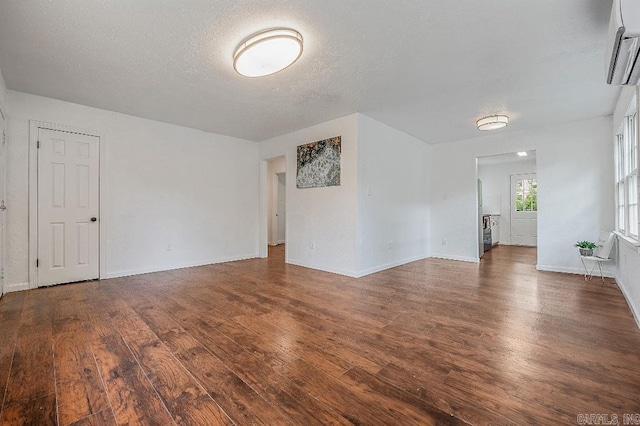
37 140 40 149
36 259 39 267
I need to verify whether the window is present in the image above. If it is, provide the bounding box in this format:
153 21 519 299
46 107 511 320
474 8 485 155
615 96 639 240
515 178 537 212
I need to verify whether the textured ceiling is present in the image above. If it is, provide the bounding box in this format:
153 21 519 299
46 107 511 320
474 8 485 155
0 0 621 143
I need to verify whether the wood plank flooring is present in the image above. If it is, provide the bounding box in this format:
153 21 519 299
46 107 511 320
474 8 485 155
1 245 639 425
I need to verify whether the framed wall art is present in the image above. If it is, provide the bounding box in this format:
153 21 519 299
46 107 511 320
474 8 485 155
296 136 341 188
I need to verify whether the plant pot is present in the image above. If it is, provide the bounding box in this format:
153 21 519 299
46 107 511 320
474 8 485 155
579 248 593 256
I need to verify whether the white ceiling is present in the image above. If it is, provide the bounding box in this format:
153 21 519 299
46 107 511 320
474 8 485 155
0 0 621 143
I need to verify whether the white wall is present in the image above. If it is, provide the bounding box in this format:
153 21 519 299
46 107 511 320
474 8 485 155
259 114 359 277
478 159 537 245
613 85 640 327
5 91 259 291
617 241 640 327
430 116 614 275
266 156 285 246
356 115 430 275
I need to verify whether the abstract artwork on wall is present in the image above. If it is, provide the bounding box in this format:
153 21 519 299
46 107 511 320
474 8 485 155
296 136 341 188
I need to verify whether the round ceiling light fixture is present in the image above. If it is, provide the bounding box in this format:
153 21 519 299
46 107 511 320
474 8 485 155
476 115 509 131
233 28 303 77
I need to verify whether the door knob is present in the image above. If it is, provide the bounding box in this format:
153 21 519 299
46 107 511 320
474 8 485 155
90 217 97 222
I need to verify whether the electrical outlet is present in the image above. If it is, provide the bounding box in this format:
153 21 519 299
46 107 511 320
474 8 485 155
310 241 315 250
441 239 446 246
167 243 172 251
388 241 392 250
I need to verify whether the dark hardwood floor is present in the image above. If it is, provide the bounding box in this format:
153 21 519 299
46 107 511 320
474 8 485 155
1 244 639 425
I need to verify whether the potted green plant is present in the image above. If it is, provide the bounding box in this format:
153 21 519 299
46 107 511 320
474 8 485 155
574 241 597 256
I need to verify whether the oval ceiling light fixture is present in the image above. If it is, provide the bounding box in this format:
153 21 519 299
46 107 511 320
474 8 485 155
476 115 509 131
233 28 303 77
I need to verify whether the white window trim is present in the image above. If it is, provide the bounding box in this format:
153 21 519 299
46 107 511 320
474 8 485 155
615 230 640 246
614 94 639 242
614 231 640 256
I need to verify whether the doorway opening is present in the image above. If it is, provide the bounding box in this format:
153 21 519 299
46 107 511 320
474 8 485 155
477 150 538 262
265 156 286 259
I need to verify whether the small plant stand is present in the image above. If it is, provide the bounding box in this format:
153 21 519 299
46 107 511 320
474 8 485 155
580 255 612 283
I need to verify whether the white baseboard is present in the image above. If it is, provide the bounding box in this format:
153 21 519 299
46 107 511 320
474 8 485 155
430 253 480 263
286 259 358 278
615 273 640 330
102 253 259 280
355 254 430 278
4 282 30 294
536 264 615 278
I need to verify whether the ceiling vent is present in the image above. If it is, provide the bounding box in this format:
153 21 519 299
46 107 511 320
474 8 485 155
606 0 640 85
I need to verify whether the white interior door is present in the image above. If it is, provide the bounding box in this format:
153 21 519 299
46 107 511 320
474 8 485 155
37 128 100 287
0 116 6 295
276 173 286 244
511 174 537 246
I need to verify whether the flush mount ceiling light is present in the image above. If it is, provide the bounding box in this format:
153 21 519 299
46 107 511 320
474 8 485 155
476 115 509 131
233 28 303 77
517 151 528 157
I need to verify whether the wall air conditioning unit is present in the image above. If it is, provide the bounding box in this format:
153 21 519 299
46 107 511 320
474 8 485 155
606 0 640 85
